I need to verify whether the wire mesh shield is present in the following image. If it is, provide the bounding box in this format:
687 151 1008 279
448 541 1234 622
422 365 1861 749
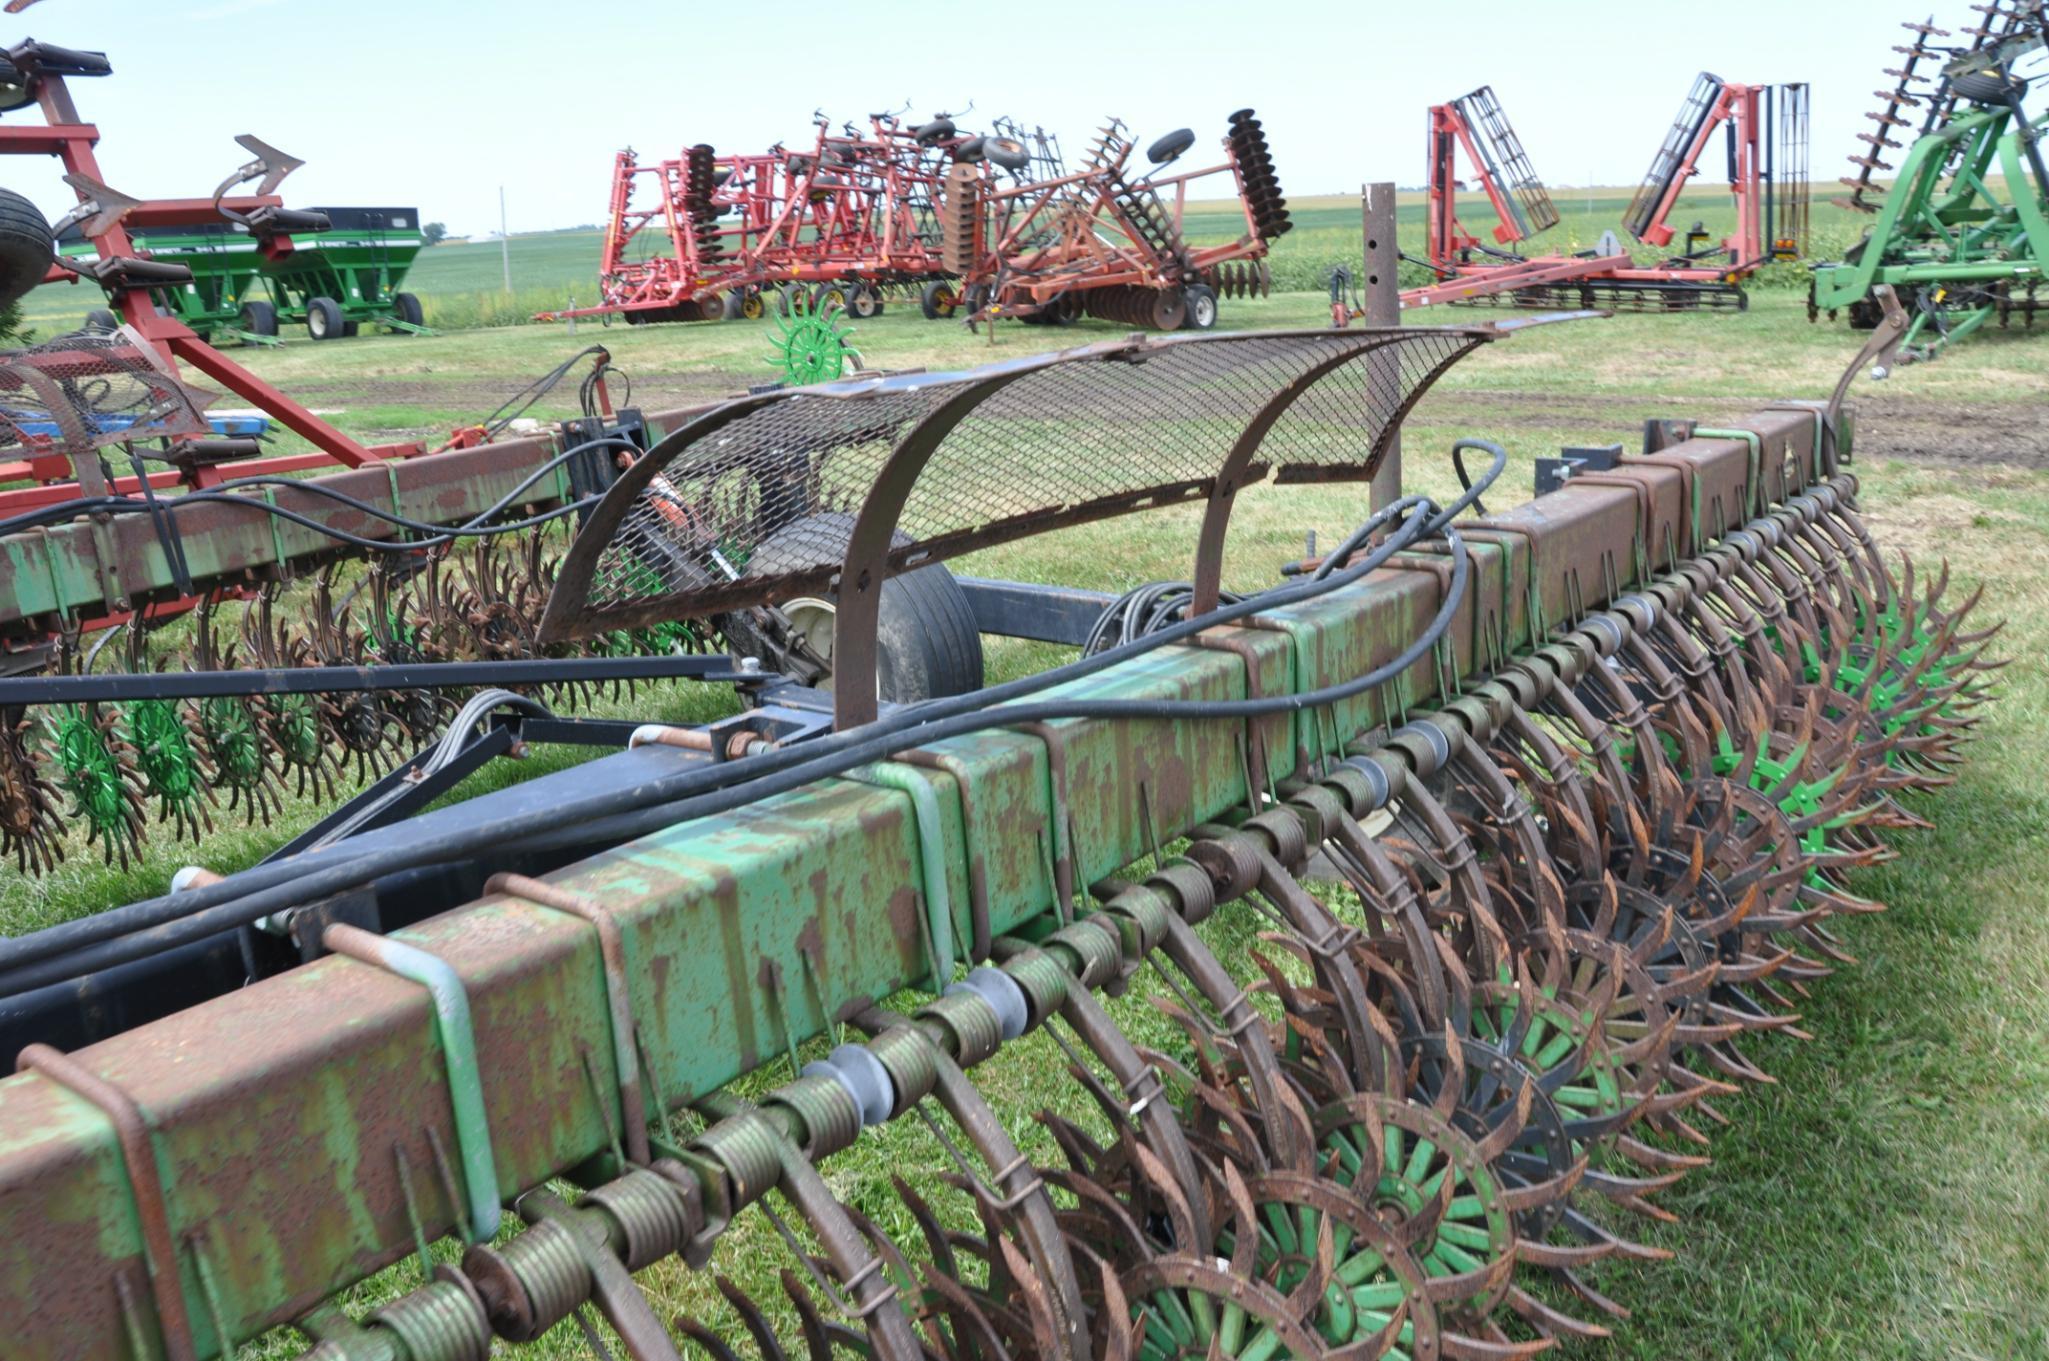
539 327 1491 642
0 330 216 455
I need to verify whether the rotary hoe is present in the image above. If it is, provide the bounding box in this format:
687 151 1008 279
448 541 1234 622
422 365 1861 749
0 271 1999 1361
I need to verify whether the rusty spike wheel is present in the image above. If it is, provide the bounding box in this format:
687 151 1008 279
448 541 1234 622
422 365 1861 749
1122 1166 1441 1361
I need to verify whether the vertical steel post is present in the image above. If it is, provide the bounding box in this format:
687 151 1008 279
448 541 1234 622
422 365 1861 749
1362 182 1402 510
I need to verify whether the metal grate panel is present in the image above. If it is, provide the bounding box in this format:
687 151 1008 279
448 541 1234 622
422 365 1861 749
540 327 1490 641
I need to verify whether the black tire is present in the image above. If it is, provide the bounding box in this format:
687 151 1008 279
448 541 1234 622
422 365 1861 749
846 284 880 320
1182 284 1218 331
239 299 278 336
746 512 984 704
82 307 118 333
693 294 724 324
955 137 987 164
913 117 956 146
1952 69 2026 106
777 283 811 317
920 279 959 320
722 290 746 320
740 289 766 320
305 296 345 341
813 281 850 314
391 292 424 327
985 137 1029 171
0 187 53 311
1147 128 1197 165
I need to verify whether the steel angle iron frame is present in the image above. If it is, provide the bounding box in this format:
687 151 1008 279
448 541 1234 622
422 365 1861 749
0 304 1999 1359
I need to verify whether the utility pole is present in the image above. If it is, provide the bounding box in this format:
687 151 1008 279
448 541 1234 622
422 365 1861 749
499 186 512 292
1361 182 1401 512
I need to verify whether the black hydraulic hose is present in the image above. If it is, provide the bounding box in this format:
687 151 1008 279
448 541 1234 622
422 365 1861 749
0 493 1455 990
0 443 1512 995
0 436 642 545
0 519 1471 1000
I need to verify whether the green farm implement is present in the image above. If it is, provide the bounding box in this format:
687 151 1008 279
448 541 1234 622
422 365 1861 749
0 281 2002 1358
1812 2 2049 357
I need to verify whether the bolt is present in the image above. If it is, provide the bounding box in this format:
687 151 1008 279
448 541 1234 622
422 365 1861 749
740 656 762 675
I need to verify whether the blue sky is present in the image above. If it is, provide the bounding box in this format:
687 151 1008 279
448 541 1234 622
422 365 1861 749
2 1 2007 236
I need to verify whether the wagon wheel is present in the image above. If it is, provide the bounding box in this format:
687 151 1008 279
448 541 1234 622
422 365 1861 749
920 280 959 319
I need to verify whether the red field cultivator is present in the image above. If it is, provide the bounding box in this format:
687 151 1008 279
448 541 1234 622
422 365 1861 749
1384 75 1809 314
543 110 986 326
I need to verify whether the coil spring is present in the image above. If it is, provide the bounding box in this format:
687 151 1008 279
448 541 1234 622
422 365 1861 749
584 1166 694 1271
365 1275 491 1361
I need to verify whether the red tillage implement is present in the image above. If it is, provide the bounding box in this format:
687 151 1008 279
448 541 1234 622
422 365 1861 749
1388 76 1809 314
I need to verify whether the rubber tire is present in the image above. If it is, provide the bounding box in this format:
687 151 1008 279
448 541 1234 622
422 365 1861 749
740 290 766 320
777 283 811 317
955 137 987 164
83 307 118 332
239 300 278 336
306 296 345 341
920 280 959 320
391 292 424 327
0 188 53 310
985 138 1030 171
1952 70 2026 106
1182 284 1218 331
746 512 984 704
846 284 880 320
913 118 956 146
722 291 746 320
813 282 849 314
1147 128 1197 165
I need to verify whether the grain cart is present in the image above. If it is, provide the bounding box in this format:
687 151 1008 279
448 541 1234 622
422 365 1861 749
1811 1 2049 358
1387 76 1808 313
941 109 1289 329
55 217 284 345
255 204 430 340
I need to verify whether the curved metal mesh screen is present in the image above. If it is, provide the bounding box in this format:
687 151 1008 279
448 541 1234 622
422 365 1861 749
542 327 1490 641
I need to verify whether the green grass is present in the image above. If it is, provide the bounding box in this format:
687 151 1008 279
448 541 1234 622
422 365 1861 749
4 294 2047 1359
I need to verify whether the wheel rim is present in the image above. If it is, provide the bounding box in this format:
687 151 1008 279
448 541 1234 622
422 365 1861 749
780 597 837 689
742 293 764 319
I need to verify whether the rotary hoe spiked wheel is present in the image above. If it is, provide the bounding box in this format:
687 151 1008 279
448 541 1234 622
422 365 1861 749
766 301 862 386
0 324 2004 1361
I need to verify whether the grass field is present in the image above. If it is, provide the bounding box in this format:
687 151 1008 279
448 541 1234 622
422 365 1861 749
3 292 2046 1359
12 182 1873 339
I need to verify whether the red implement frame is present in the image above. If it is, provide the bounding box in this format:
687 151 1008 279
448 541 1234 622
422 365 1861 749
1386 75 1807 314
542 112 974 323
0 58 411 477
